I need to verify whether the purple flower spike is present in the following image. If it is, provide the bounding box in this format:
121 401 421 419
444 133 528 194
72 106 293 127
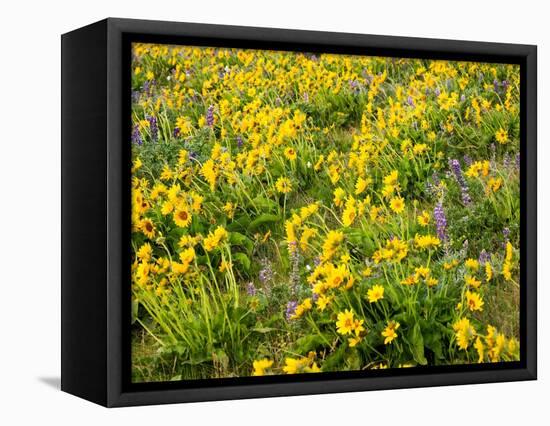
131 124 143 146
286 301 298 320
503 152 511 168
434 202 448 243
206 105 215 127
258 261 273 284
246 282 256 296
478 249 490 265
449 159 472 205
147 115 158 142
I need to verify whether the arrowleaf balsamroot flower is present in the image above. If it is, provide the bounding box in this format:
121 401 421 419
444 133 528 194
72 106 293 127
275 177 292 194
465 290 484 312
495 127 509 144
252 359 273 376
367 284 385 303
203 226 228 252
173 206 192 228
381 321 400 345
389 196 405 214
284 147 297 161
453 318 475 350
336 309 365 336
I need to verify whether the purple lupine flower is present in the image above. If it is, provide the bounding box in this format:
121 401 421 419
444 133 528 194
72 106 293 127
147 115 158 142
206 105 214 127
236 135 243 149
285 301 298 320
142 80 151 96
407 96 414 107
493 79 500 92
449 159 472 205
515 153 520 170
503 227 510 242
349 80 361 94
258 260 273 284
503 152 511 168
478 249 490 265
246 282 256 296
434 88 441 97
463 155 473 167
502 80 510 91
433 202 448 242
131 124 143 146
460 94 466 102
303 92 309 102
142 80 155 97
173 127 180 138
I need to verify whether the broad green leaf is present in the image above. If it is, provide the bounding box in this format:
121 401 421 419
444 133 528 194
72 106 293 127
233 252 251 272
248 214 280 233
409 322 428 365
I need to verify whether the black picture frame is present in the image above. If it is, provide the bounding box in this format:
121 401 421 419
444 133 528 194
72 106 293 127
61 17 537 407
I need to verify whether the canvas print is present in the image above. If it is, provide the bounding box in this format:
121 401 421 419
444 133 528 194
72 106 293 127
130 42 520 382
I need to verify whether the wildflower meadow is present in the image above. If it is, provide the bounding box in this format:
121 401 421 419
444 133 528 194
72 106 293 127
130 43 520 382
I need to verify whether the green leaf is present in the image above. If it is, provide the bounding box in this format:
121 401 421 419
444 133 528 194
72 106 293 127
252 327 276 334
229 232 254 253
294 334 329 353
131 300 139 324
248 214 280 233
321 343 347 371
233 252 251 272
408 322 428 365
252 196 278 212
226 215 251 232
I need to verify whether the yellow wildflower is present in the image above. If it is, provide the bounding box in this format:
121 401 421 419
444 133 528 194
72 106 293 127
381 321 400 345
389 196 405 214
367 285 384 303
275 177 292 194
252 359 273 376
465 290 484 311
